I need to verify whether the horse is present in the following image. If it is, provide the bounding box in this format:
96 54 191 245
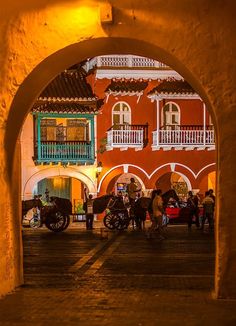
49 196 72 215
83 194 113 214
22 198 43 217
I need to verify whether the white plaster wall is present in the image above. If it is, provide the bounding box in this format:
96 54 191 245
0 0 236 298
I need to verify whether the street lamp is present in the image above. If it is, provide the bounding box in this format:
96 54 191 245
96 161 103 178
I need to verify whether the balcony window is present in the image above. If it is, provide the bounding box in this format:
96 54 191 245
163 102 180 130
40 118 89 142
67 119 89 141
41 119 56 141
112 102 131 127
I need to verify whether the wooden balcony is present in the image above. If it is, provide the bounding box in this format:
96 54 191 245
35 141 95 164
106 123 148 151
152 125 215 151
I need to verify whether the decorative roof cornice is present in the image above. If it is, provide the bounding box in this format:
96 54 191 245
105 79 148 96
148 79 197 98
32 100 103 114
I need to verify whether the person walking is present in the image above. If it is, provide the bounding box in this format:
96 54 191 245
187 191 200 229
208 189 216 204
149 189 165 239
127 177 141 225
201 191 215 231
208 189 216 215
133 194 147 230
83 189 94 230
127 177 141 206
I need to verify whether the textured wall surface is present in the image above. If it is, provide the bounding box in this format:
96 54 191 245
0 0 236 298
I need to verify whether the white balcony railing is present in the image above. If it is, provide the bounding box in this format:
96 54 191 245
152 128 215 150
85 55 168 71
107 129 144 149
106 124 148 150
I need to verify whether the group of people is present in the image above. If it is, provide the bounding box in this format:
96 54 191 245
82 177 216 234
187 189 215 231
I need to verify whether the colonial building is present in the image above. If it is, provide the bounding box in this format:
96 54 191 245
21 55 216 211
21 66 103 211
87 55 215 199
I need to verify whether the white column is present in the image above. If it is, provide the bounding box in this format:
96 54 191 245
203 102 206 145
156 98 160 146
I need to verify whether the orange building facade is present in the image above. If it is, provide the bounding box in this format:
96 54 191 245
90 56 215 198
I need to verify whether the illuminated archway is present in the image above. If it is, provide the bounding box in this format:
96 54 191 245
155 171 190 199
106 172 145 195
23 166 96 198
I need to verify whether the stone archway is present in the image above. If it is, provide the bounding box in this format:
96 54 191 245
1 1 236 299
2 38 220 298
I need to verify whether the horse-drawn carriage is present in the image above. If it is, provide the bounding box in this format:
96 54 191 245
22 197 72 232
102 189 179 230
22 189 183 232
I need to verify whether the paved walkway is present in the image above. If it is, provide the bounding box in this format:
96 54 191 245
0 222 236 325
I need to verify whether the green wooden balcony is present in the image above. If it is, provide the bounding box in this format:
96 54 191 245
35 141 95 164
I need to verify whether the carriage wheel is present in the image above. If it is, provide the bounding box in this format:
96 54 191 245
103 212 118 230
29 216 41 229
45 212 67 232
115 211 130 230
61 215 70 231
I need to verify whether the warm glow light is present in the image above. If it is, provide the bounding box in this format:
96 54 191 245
51 4 100 34
208 171 216 192
53 177 66 189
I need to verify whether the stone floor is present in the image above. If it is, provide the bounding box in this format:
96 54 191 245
0 222 236 325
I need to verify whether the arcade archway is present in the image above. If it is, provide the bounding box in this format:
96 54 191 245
155 172 190 200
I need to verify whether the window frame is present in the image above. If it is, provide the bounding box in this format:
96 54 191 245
112 101 131 126
162 101 180 129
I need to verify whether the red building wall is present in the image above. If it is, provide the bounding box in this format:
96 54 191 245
89 74 215 195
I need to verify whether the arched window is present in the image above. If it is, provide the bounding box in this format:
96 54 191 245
162 102 180 130
112 102 131 126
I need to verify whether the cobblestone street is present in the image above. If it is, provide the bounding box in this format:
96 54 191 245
0 223 236 325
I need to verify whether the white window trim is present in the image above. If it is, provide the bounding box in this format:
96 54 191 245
161 101 181 128
112 101 132 125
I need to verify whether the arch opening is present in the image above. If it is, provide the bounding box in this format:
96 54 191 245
155 172 190 200
6 37 219 298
